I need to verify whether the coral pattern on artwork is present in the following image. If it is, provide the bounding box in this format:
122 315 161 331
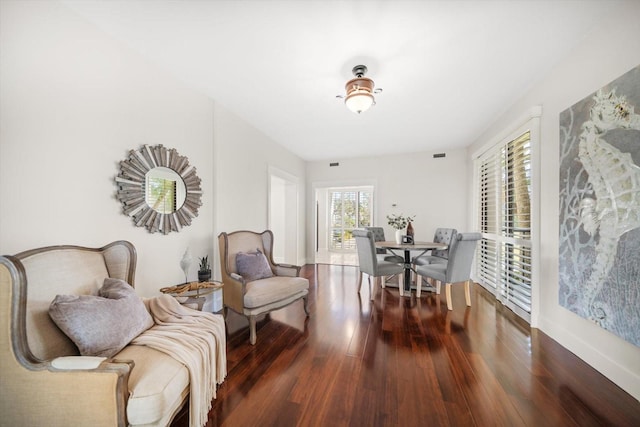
559 65 640 347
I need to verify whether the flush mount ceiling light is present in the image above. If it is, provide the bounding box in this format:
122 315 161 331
337 65 383 114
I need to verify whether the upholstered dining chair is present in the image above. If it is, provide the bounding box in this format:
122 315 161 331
218 230 309 345
364 226 404 263
413 228 457 266
415 232 481 310
353 229 405 299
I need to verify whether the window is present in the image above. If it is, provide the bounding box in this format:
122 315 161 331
476 129 535 322
146 177 177 214
329 189 372 251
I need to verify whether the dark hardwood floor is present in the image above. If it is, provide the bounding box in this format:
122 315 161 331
173 264 640 426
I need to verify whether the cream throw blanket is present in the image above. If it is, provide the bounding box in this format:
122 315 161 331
132 295 227 427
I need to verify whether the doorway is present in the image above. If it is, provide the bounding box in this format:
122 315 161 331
315 185 374 266
268 167 298 264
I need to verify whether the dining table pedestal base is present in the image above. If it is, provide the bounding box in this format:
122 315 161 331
375 240 448 297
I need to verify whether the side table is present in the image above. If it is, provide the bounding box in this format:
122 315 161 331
160 281 223 311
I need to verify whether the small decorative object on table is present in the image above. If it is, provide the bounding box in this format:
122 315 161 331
198 255 211 282
387 213 415 244
179 247 192 284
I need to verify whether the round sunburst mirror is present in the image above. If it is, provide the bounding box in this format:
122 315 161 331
115 144 202 234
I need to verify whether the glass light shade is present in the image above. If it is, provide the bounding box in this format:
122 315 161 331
345 91 375 114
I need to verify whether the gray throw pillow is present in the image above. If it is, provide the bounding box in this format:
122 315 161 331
236 249 274 281
49 278 154 357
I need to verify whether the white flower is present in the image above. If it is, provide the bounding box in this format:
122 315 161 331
386 214 415 230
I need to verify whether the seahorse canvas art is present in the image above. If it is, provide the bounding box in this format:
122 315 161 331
559 65 640 347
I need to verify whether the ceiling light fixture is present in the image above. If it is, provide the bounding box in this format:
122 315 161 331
338 65 382 114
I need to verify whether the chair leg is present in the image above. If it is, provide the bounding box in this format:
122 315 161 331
464 280 471 307
357 270 363 293
380 276 385 288
435 280 441 295
303 295 310 315
398 273 404 297
445 283 453 310
368 276 374 300
416 275 422 298
249 315 257 345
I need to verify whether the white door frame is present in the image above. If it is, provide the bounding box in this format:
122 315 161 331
312 179 377 263
268 166 299 265
470 106 541 327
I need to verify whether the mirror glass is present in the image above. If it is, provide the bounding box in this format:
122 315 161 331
115 144 202 234
145 167 186 214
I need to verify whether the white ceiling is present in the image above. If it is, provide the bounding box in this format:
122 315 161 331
62 0 624 161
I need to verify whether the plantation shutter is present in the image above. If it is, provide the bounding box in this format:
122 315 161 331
329 189 373 251
476 131 532 322
478 153 500 290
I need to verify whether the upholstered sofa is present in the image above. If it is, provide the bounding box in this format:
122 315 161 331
0 240 226 427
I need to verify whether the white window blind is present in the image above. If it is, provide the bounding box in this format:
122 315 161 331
329 189 372 251
476 131 532 322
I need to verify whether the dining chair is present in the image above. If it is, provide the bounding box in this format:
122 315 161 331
415 232 481 310
413 228 457 266
364 226 404 263
353 229 405 299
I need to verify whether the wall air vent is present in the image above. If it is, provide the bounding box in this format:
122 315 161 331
329 162 339 167
433 153 446 158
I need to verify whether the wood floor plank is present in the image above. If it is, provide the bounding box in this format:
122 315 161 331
317 355 362 426
171 264 640 427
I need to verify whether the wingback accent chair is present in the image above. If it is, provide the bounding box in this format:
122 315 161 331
218 230 309 345
0 241 216 427
353 229 405 299
415 232 481 310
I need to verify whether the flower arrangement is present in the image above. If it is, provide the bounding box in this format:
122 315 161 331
386 214 415 230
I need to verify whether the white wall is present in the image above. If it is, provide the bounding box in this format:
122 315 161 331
466 2 640 400
315 188 329 251
0 1 307 308
0 0 214 298
212 104 307 269
306 149 469 263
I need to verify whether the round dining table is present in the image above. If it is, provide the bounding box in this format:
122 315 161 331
375 241 448 296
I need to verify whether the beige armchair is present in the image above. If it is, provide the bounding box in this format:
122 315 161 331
0 241 207 427
218 230 309 345
0 242 137 426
